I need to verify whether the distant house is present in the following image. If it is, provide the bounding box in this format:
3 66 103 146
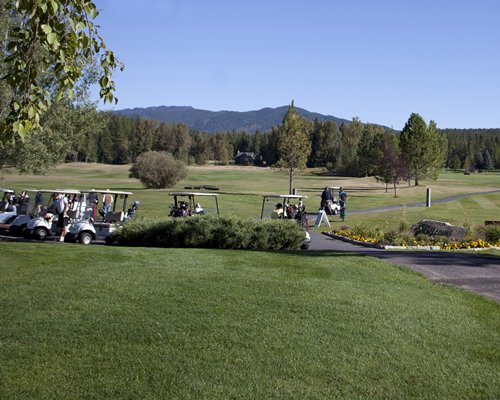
234 151 258 166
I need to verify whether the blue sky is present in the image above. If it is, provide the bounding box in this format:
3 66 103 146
94 0 499 129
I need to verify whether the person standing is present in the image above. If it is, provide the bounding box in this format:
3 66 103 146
339 187 348 221
320 186 333 211
102 191 113 220
53 193 69 242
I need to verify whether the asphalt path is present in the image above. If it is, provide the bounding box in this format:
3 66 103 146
307 231 500 303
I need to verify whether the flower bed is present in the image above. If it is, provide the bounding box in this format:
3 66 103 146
328 230 500 251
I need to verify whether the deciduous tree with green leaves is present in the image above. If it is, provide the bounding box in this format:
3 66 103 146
276 101 312 194
2 0 121 140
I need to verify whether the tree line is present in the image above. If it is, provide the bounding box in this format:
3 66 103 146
3 104 499 178
440 128 500 171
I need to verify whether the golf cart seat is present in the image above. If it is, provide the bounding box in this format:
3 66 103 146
105 211 124 223
67 210 77 219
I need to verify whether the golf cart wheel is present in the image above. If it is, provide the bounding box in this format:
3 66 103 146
79 232 93 245
64 233 76 243
34 227 47 240
18 224 28 236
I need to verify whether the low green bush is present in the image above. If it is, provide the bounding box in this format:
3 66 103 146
109 215 306 250
383 230 399 244
485 224 500 244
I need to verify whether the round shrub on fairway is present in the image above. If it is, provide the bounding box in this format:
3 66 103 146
108 215 306 250
129 151 188 189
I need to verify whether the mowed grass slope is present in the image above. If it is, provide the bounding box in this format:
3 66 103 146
1 243 499 399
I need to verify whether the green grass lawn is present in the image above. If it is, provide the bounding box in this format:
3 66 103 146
1 243 499 399
1 163 500 224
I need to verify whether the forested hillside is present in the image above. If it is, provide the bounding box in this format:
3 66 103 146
115 105 352 133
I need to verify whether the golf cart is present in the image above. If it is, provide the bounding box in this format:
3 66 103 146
320 187 341 215
169 192 219 217
323 199 341 215
23 189 83 240
260 194 308 219
9 189 50 236
0 188 17 225
261 194 311 250
66 189 137 245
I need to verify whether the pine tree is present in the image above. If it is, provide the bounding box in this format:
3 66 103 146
276 101 312 194
399 113 444 185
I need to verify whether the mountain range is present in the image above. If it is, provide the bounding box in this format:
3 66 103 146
115 105 353 133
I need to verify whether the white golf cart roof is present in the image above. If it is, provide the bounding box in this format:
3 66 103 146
170 192 219 197
36 189 81 195
85 189 133 195
261 194 308 200
22 188 80 193
0 188 15 194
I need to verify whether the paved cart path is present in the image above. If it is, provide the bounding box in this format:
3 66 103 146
308 231 500 303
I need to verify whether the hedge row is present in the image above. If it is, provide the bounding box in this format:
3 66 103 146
108 215 306 250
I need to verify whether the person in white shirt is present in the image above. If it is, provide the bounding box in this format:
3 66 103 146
53 193 69 242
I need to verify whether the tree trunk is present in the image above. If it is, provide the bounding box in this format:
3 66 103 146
289 168 294 195
393 181 398 197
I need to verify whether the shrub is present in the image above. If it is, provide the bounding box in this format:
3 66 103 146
383 230 399 245
485 224 500 244
109 215 306 250
129 151 188 188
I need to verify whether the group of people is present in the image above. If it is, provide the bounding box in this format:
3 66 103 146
0 191 21 212
272 202 309 230
170 201 205 218
49 191 114 242
88 191 114 221
320 186 348 221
